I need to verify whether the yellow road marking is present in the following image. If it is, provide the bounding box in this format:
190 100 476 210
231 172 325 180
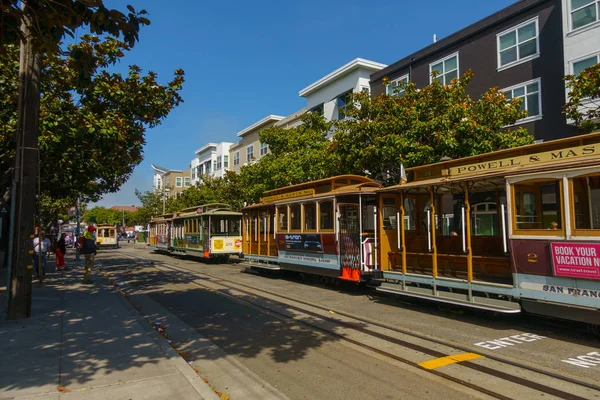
419 353 484 370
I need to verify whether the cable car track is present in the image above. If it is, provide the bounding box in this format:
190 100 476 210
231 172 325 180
112 250 600 399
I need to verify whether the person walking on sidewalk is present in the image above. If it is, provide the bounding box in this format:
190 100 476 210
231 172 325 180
55 232 67 271
80 226 97 284
33 231 51 278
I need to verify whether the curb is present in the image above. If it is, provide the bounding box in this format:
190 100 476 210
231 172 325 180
96 269 221 400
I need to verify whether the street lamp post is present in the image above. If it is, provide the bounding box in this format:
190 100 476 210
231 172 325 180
75 197 81 262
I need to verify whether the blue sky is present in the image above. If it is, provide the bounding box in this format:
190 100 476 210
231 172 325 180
93 0 516 207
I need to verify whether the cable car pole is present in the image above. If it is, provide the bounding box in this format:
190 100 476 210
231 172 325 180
6 3 43 319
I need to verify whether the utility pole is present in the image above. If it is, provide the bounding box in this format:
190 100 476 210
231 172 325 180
6 3 43 319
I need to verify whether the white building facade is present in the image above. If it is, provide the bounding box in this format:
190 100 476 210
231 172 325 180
191 141 233 184
299 58 387 137
562 0 600 113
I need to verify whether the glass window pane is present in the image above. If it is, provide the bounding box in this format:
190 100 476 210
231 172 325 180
445 70 458 83
572 5 597 29
304 203 316 231
444 56 457 71
504 90 513 100
499 31 516 51
573 56 598 75
517 22 536 42
431 62 443 74
382 205 397 230
572 0 594 10
519 39 537 58
513 87 525 97
527 82 539 92
319 202 333 230
278 206 288 231
500 48 518 66
290 204 301 230
526 93 540 116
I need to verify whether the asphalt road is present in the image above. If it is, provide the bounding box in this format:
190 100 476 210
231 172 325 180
97 244 600 399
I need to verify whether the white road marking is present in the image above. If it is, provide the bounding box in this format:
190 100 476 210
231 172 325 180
562 351 600 368
473 333 546 350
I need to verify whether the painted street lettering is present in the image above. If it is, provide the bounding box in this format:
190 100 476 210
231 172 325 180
562 352 600 369
474 333 546 350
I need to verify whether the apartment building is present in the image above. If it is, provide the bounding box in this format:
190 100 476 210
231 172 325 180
228 115 284 174
562 0 600 113
151 164 190 197
190 142 233 184
371 0 583 142
299 58 387 137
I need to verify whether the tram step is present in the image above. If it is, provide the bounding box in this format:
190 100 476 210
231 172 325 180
376 282 521 314
240 262 281 271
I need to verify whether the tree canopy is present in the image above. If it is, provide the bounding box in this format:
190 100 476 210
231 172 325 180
564 63 600 133
0 35 185 220
0 0 149 52
332 70 534 185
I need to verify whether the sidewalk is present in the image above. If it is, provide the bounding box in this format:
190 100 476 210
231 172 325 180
0 253 219 400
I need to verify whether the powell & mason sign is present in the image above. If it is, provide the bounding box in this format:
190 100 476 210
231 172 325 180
444 142 599 177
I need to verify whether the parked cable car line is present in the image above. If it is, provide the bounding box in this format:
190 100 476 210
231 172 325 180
117 250 598 399
148 203 243 262
240 132 600 334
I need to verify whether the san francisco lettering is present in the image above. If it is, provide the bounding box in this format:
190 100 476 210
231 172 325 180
447 143 598 177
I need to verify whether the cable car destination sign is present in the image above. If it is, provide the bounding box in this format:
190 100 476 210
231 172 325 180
261 189 314 203
444 142 599 177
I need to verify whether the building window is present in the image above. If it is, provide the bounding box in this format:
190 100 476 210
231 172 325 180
197 165 203 176
260 142 268 156
184 177 191 187
571 53 599 75
309 103 324 116
430 53 459 84
233 151 240 166
223 155 229 168
503 79 542 122
176 177 182 187
497 18 539 69
386 75 409 97
191 169 195 179
571 0 600 30
156 177 161 189
205 161 211 175
337 91 352 120
246 145 254 162
216 155 222 170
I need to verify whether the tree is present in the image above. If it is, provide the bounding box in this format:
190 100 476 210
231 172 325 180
1 1 149 52
83 206 122 225
235 112 336 204
564 63 600 133
0 36 185 217
332 70 534 185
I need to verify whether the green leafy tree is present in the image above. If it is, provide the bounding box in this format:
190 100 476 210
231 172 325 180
233 112 336 205
83 206 122 225
1 1 149 52
333 70 533 185
0 36 185 221
564 63 600 133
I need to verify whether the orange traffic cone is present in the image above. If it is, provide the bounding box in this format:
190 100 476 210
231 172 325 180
351 268 360 281
341 267 351 279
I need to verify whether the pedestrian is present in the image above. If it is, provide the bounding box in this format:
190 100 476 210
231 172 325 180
55 232 67 271
33 231 51 278
80 225 97 284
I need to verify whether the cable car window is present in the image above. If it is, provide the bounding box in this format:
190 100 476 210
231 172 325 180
290 204 301 230
277 206 288 231
319 201 333 230
228 218 241 235
514 180 562 231
304 203 316 231
572 175 600 230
